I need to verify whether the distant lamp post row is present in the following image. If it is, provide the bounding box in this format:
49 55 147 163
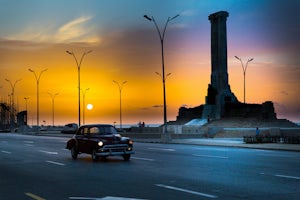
66 50 92 126
113 80 127 129
234 56 254 104
48 92 59 127
144 13 179 141
28 68 48 132
5 78 21 131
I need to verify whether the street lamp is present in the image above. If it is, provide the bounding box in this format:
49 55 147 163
81 88 90 125
5 78 21 131
234 56 254 104
48 92 59 127
113 80 127 129
144 14 179 142
66 50 92 126
28 68 48 132
24 97 29 125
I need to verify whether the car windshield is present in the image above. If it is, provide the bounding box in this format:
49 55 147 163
92 125 118 135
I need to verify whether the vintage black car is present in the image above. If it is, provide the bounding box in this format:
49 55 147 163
66 124 134 161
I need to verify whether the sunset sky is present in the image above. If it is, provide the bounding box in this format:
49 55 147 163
0 0 299 126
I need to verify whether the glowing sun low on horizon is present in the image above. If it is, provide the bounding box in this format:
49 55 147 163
87 104 93 110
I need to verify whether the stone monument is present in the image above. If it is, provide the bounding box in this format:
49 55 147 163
202 11 238 119
175 11 277 123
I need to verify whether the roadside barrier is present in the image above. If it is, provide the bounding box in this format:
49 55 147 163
243 135 300 144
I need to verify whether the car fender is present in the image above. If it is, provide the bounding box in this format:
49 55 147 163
66 139 76 150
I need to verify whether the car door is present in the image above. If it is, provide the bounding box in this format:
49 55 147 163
76 127 89 153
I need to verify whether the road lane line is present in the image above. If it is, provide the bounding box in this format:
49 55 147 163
131 156 155 161
193 154 228 159
1 150 11 154
25 192 46 200
275 174 300 180
69 196 147 200
46 160 65 166
155 184 218 198
39 150 58 155
24 141 34 144
148 147 175 152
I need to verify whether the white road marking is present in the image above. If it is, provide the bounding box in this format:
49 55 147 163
193 154 228 159
131 156 155 162
25 192 46 200
39 150 58 155
275 174 300 180
1 150 11 154
24 141 34 144
148 147 175 152
25 144 34 147
46 160 65 166
69 196 147 200
259 154 295 158
156 184 218 198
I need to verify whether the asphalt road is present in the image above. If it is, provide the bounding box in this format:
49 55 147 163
0 133 299 200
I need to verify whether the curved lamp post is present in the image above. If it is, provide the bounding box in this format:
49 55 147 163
144 14 179 141
66 50 92 126
81 88 90 125
5 78 21 131
113 80 127 129
234 56 254 104
28 68 48 132
48 92 59 127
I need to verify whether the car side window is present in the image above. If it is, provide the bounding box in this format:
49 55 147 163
83 127 89 136
90 127 100 135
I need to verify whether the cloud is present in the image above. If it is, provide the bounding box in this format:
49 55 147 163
139 105 163 110
181 9 198 17
55 16 100 43
3 16 100 44
280 91 289 96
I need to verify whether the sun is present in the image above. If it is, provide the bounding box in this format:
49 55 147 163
87 104 93 110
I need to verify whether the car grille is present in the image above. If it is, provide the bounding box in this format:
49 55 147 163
102 144 129 152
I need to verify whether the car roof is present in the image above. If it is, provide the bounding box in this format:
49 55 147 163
79 124 114 128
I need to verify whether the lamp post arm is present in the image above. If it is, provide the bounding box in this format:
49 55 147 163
162 17 171 40
151 17 163 42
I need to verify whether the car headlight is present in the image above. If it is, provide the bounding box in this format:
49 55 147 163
98 141 104 147
128 140 133 145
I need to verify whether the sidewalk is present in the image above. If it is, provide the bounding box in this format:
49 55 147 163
133 138 300 152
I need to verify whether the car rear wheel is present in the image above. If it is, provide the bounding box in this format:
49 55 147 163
71 146 78 159
123 154 131 161
92 149 99 161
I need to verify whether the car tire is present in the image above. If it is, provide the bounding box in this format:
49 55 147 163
92 149 99 161
123 154 131 161
71 146 78 159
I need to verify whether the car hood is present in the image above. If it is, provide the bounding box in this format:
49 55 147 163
91 134 128 144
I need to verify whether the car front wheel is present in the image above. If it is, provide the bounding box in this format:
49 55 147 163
71 146 78 159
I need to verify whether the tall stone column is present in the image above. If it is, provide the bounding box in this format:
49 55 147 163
209 11 229 91
203 11 237 119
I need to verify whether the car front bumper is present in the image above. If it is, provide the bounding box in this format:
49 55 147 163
96 144 134 156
